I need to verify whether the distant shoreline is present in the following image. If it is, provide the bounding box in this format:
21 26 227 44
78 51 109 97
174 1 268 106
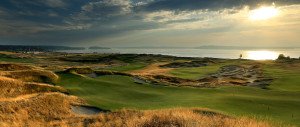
0 45 299 52
0 45 299 60
114 46 300 50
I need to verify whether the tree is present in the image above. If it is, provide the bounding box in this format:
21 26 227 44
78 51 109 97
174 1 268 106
277 54 286 60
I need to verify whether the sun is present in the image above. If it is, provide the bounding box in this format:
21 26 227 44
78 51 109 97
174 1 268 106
249 6 279 20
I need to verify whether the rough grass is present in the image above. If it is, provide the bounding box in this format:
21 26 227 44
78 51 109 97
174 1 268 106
91 108 274 127
63 67 133 77
64 67 94 74
129 63 173 76
0 75 274 127
0 76 66 98
0 54 34 63
0 70 274 127
0 57 299 126
104 63 147 72
0 106 275 127
0 63 59 84
0 70 59 84
169 65 221 80
0 63 34 71
169 60 258 80
0 93 85 127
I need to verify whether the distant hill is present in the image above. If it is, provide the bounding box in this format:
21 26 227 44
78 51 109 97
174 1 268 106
115 47 191 49
196 45 300 50
111 46 300 50
0 45 85 52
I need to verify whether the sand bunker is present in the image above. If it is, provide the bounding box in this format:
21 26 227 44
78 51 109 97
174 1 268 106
140 64 273 88
71 105 109 115
199 65 273 88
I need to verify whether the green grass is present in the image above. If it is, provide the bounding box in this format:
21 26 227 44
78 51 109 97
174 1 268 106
0 54 34 63
169 59 268 80
103 63 147 72
264 65 300 91
168 60 250 80
169 65 222 80
58 70 300 126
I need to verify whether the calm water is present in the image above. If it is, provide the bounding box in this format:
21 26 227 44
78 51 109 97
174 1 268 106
58 48 300 60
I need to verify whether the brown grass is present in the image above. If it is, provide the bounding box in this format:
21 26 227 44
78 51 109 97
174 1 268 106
0 76 65 98
0 93 85 127
130 63 173 76
0 63 34 71
89 108 275 127
0 69 59 84
0 107 277 127
0 63 59 84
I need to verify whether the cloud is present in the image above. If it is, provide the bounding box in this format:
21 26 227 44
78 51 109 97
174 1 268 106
136 0 300 12
0 0 299 46
43 0 67 8
82 0 131 14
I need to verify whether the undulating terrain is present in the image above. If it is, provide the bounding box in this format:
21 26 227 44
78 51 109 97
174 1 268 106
0 51 299 126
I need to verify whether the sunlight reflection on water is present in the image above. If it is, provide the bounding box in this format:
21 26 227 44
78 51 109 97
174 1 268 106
244 51 279 60
59 48 300 60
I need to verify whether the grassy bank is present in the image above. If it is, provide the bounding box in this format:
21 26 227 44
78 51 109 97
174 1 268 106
58 68 300 126
103 63 147 72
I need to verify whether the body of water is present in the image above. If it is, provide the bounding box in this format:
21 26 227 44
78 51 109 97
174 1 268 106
58 48 300 60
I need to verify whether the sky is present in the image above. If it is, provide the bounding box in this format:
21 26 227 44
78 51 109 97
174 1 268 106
0 0 299 47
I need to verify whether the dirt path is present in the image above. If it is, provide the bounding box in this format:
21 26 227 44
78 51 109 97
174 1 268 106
129 63 173 76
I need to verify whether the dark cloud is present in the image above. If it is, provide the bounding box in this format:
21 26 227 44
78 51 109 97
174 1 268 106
0 0 299 45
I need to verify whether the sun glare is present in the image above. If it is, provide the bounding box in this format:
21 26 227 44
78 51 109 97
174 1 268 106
245 51 279 60
249 6 279 20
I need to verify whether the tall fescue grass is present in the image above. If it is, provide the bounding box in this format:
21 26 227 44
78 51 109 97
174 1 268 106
0 63 34 71
0 93 84 127
91 108 275 127
0 70 59 84
0 76 65 98
0 63 59 84
0 107 278 127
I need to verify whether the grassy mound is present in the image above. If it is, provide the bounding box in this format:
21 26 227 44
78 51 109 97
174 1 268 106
0 63 59 84
95 70 132 76
0 106 274 127
0 70 59 84
160 60 215 68
0 55 298 126
59 54 178 63
88 108 274 127
63 67 133 77
0 73 274 126
58 74 300 126
0 76 66 98
64 67 94 74
0 63 34 71
0 93 84 127
0 53 33 63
